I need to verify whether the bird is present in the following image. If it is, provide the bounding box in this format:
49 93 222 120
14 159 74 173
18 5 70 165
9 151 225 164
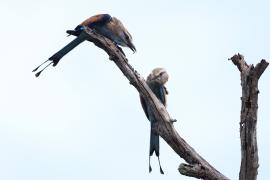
140 68 169 174
33 14 136 77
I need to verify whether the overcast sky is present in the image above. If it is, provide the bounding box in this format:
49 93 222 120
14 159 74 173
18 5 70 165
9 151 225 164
1 0 270 179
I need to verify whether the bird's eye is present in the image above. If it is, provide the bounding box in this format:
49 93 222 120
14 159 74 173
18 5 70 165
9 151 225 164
159 72 164 76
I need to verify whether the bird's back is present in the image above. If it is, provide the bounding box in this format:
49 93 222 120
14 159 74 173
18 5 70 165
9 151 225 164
79 14 112 28
95 17 130 46
140 82 167 121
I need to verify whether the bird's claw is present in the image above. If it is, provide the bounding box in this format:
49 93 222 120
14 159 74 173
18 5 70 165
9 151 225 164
170 119 177 123
113 42 126 56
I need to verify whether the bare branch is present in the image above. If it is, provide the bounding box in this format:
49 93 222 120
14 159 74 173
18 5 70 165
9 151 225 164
254 59 269 79
69 28 229 179
179 163 207 179
229 53 249 72
230 53 268 180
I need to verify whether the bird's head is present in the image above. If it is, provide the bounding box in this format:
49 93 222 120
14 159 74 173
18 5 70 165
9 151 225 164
112 17 136 53
147 68 169 85
122 31 136 53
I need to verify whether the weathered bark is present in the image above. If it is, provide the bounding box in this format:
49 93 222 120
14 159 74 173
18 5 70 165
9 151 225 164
67 28 229 179
229 54 268 180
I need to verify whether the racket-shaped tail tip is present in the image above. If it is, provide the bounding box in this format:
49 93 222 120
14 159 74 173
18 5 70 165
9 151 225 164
35 71 42 77
32 60 50 72
32 66 39 72
160 167 164 174
149 166 152 173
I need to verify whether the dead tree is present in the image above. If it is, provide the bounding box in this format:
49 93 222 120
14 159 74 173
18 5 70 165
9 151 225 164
66 28 229 179
229 54 268 180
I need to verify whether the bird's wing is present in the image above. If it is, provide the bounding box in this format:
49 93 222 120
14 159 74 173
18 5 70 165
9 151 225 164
140 95 149 120
140 85 167 120
80 14 112 28
159 86 167 107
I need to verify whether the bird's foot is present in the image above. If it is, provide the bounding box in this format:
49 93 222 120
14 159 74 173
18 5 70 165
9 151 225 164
170 119 177 123
113 42 126 57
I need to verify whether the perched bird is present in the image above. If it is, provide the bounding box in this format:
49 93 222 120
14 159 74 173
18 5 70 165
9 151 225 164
140 68 169 174
33 14 136 77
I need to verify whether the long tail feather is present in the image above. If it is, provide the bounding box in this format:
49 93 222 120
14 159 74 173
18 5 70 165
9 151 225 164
50 35 86 67
149 124 164 174
33 32 87 77
32 60 50 72
150 127 160 157
149 156 152 173
35 61 53 77
158 156 164 174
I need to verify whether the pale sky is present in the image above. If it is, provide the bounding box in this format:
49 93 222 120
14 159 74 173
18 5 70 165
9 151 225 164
1 0 270 179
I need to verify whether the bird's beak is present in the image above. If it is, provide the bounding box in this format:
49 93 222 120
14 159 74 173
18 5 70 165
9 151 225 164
128 42 136 53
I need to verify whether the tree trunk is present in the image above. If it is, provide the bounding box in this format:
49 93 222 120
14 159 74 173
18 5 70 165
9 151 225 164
229 54 268 180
